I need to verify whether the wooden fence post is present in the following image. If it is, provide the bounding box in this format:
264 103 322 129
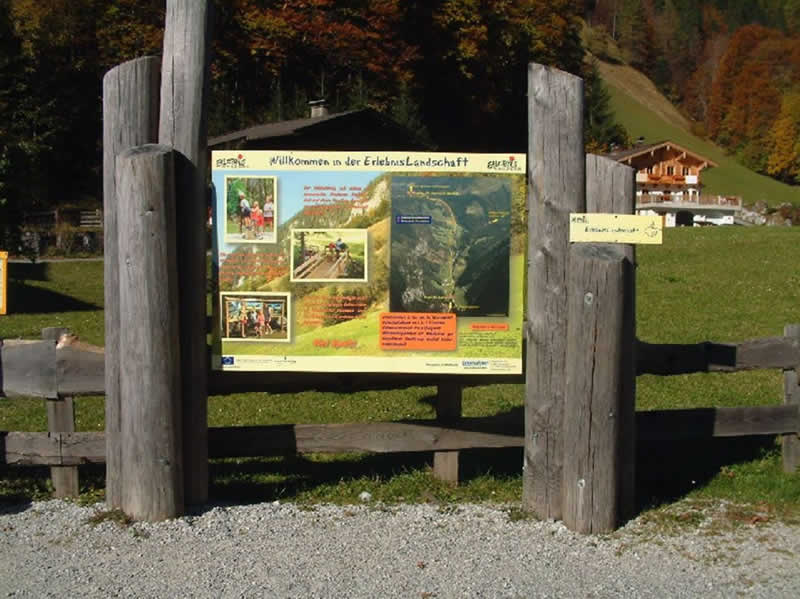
116 145 183 521
783 324 800 473
42 327 78 498
561 244 635 534
159 0 213 505
434 383 462 484
585 155 637 523
102 56 161 509
524 63 585 519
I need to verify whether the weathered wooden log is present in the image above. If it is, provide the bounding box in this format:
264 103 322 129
0 340 56 398
55 342 105 396
637 405 800 440
585 155 637 524
214 420 524 456
562 244 635 534
116 144 183 521
42 328 79 497
4 432 106 466
43 330 74 507
102 56 161 509
586 154 637 217
637 336 800 375
433 383 462 484
783 324 800 473
524 63 585 519
159 0 213 505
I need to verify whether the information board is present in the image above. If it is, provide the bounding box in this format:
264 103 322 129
211 151 526 375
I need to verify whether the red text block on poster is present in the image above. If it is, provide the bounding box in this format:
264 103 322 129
380 312 457 351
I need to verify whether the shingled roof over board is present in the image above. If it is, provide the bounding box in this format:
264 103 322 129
606 140 718 169
208 108 430 151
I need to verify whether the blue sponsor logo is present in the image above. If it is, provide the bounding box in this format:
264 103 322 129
395 214 432 224
462 359 489 369
221 356 235 366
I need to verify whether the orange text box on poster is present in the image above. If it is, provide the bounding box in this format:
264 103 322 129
470 322 508 331
380 312 457 351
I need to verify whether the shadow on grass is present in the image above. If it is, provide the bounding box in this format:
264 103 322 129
635 435 777 511
0 463 108 513
208 446 525 505
8 262 50 282
6 281 99 314
0 429 783 515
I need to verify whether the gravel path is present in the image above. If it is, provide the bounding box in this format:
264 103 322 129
1 499 799 598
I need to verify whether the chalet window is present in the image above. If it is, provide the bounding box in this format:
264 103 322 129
646 166 653 174
682 166 690 175
666 166 674 175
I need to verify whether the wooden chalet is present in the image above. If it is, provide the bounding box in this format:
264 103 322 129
606 141 741 226
208 105 430 151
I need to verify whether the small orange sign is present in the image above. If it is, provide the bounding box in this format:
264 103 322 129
379 312 457 351
470 322 509 331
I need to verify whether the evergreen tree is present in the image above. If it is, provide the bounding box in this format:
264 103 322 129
583 59 629 153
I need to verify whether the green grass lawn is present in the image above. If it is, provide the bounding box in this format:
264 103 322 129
2 227 800 515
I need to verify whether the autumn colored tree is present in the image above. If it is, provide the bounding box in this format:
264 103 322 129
0 0 627 224
417 0 584 151
3 0 100 207
209 0 418 133
767 91 800 182
96 0 164 70
707 24 779 139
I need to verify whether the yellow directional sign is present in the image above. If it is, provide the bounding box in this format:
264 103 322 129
569 213 662 245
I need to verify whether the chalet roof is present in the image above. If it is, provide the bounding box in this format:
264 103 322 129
208 108 428 150
208 110 360 147
606 141 718 169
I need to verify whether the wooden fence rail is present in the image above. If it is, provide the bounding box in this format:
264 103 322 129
3 334 798 397
2 328 799 474
4 404 799 467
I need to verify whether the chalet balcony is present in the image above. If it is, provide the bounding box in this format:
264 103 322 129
637 193 742 208
636 173 698 185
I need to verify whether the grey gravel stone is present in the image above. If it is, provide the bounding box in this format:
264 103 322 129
0 499 798 597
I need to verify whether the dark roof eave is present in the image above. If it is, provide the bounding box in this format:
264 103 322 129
606 141 718 168
209 109 367 148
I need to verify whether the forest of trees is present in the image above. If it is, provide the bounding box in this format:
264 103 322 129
0 0 621 232
1 0 798 239
585 0 800 184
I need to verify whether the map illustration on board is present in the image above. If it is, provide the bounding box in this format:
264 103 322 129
389 175 511 316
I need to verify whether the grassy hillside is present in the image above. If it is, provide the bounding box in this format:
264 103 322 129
598 60 800 208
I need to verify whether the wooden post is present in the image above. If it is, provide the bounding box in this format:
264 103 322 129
159 0 213 505
41 327 78 498
562 244 635 534
433 383 462 484
524 64 585 519
585 154 637 523
783 324 800 473
102 56 161 509
116 145 183 521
